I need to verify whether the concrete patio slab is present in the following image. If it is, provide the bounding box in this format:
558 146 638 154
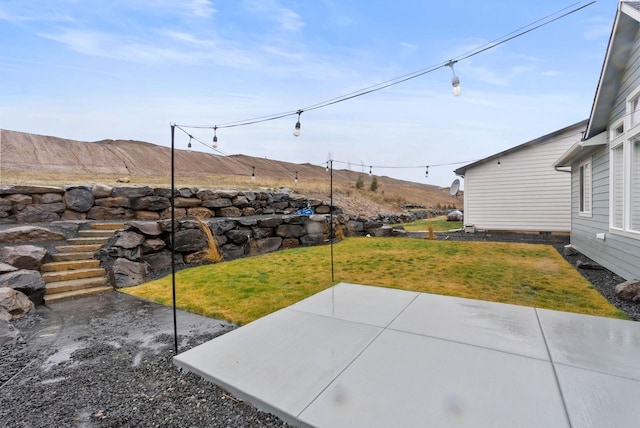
388 292 549 359
538 308 640 380
174 282 640 428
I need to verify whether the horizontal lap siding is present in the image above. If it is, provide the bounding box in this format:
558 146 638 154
464 130 579 232
571 144 640 280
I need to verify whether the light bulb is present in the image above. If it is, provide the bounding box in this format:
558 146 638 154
452 76 461 96
294 121 301 137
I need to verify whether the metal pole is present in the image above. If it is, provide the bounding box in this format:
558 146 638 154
329 160 334 282
170 124 178 355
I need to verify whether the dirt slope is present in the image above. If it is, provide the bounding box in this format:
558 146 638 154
0 129 462 215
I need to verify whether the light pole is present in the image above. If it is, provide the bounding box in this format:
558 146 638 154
170 124 178 355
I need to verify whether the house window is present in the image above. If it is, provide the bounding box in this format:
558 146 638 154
611 143 624 229
579 158 592 216
631 96 640 128
632 139 640 232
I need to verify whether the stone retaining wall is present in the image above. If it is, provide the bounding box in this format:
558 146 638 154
0 184 337 223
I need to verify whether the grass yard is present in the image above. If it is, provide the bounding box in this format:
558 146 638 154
123 237 627 325
394 216 463 232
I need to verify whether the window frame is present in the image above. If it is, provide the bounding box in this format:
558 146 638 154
578 157 592 217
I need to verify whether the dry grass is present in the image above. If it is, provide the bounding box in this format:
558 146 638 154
123 237 627 325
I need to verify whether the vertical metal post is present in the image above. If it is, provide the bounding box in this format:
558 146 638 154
329 159 334 282
170 124 178 355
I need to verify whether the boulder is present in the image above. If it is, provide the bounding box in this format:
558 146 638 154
187 207 214 219
87 206 135 220
305 220 329 235
114 231 144 249
131 196 170 211
615 279 640 302
112 186 154 198
447 210 464 221
94 197 131 208
202 197 233 208
92 184 113 198
249 237 282 255
142 238 166 254
258 217 284 228
36 193 63 204
0 226 65 243
208 219 237 235
134 211 160 220
221 243 244 260
227 229 251 245
217 206 242 217
15 205 61 223
128 221 163 236
0 185 62 195
300 234 327 246
0 245 47 270
61 210 87 220
173 229 207 252
0 263 18 274
276 224 305 238
143 251 172 272
111 258 148 288
0 270 46 305
174 197 201 208
0 287 34 321
64 187 94 212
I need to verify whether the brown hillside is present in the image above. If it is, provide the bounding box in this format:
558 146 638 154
0 129 462 216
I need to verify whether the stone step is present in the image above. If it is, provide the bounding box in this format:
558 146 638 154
78 229 116 238
51 252 97 262
67 237 110 245
42 267 106 283
45 276 111 296
41 259 101 273
55 244 102 253
90 222 125 231
45 286 113 303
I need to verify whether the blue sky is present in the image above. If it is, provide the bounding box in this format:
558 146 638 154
0 0 619 186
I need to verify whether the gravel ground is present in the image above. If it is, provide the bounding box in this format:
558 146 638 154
0 292 291 428
1 231 638 428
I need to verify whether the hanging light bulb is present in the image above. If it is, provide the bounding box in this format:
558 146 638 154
326 162 329 172
425 166 429 178
497 158 501 167
251 166 256 181
212 126 218 148
187 136 192 151
294 171 299 185
293 110 303 137
446 60 461 96
369 166 372 176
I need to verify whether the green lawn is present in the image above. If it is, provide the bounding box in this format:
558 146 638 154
123 237 627 325
394 216 463 232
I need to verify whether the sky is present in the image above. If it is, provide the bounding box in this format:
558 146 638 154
0 0 620 187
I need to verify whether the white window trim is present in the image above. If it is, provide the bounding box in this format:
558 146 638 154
609 124 640 238
626 85 640 133
579 157 592 217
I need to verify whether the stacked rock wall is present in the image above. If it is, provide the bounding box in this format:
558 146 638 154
0 185 335 223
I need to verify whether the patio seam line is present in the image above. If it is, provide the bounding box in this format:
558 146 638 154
383 326 552 362
294 290 422 418
551 361 640 383
535 307 573 428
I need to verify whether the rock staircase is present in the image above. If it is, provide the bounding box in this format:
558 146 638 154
42 222 124 302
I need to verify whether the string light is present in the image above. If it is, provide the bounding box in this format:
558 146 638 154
187 136 192 151
294 171 299 184
212 126 218 148
251 166 256 180
293 110 302 137
173 2 592 138
369 165 372 176
425 166 429 178
446 60 461 96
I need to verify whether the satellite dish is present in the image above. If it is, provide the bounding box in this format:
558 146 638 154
449 179 460 197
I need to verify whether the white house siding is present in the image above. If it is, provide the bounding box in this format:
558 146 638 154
461 129 581 232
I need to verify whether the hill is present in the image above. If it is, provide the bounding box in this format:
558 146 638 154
0 129 462 216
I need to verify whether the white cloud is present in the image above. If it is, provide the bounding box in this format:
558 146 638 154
245 0 305 32
187 0 216 18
